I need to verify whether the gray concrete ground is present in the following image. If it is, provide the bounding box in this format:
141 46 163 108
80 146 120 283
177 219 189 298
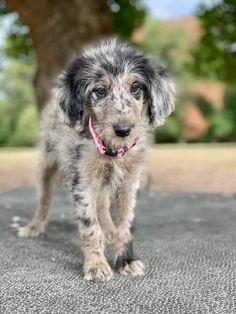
0 188 236 313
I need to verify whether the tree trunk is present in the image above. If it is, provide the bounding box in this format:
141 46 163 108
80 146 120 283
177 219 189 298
6 0 113 111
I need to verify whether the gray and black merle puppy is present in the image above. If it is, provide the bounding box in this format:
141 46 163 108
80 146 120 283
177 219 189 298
18 39 175 281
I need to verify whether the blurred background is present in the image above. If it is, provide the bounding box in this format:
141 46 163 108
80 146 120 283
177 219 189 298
0 0 235 194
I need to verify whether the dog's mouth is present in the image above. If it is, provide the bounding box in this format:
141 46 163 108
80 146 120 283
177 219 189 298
89 117 137 157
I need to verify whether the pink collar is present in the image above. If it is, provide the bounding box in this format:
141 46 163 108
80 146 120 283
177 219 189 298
88 117 137 157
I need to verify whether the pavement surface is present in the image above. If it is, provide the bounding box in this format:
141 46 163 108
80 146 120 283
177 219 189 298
0 188 236 314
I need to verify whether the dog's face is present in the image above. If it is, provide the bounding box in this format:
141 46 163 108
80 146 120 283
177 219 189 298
58 39 175 148
88 72 148 148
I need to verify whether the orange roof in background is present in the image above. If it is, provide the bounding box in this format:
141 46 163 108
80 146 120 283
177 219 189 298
183 102 209 140
133 16 202 44
166 16 202 39
192 80 226 109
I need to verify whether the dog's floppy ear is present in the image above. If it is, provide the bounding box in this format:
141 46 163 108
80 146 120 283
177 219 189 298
57 61 85 129
147 59 175 126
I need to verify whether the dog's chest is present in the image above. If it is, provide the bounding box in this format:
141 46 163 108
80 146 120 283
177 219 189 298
100 161 125 189
77 143 140 190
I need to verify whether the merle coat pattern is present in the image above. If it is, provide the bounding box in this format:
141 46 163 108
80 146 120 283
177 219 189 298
18 39 175 281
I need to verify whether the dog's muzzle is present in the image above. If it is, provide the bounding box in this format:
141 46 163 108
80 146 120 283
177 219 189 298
89 117 137 157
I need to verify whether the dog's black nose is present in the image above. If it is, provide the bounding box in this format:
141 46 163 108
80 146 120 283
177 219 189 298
113 123 132 137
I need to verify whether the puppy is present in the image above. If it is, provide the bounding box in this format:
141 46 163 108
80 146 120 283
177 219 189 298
18 39 175 281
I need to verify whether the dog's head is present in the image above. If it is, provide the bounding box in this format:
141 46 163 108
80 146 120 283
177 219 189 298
58 39 175 148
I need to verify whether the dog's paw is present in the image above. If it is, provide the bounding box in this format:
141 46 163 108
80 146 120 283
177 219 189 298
117 260 145 277
84 258 113 281
18 222 45 237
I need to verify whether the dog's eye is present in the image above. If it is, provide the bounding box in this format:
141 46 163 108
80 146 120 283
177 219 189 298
94 87 107 98
130 84 141 95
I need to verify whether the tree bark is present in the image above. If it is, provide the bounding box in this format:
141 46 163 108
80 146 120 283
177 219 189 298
6 0 113 111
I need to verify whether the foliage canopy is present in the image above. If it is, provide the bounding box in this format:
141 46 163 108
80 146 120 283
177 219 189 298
0 0 146 61
192 0 236 83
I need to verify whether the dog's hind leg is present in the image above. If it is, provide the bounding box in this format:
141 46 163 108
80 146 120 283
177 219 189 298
18 151 58 237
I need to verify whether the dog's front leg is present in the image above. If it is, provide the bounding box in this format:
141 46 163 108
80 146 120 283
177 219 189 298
72 177 113 281
114 181 144 276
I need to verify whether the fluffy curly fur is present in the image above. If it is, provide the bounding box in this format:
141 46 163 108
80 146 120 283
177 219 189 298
18 39 175 281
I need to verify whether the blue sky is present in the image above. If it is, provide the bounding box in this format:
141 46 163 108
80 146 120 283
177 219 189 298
0 0 219 48
145 0 219 19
